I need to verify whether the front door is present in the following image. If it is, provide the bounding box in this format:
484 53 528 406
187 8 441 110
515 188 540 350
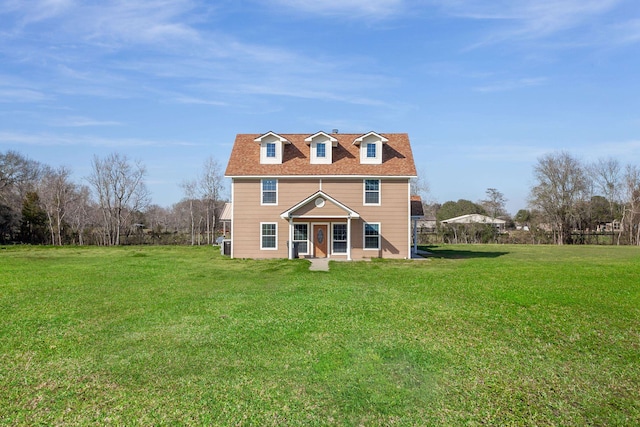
314 225 328 258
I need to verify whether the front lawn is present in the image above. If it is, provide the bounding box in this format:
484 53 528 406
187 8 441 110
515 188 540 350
1 245 638 425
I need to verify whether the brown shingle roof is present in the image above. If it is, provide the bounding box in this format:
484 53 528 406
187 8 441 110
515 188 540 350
225 133 417 177
411 196 425 217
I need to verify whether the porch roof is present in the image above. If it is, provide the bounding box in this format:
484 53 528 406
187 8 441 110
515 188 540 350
280 191 360 220
220 202 232 221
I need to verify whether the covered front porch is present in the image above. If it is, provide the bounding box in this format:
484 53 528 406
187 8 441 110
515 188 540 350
280 191 360 261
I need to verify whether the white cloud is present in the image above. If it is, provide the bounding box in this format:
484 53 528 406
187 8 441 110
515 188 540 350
50 116 123 127
0 88 48 103
431 0 624 46
474 77 548 93
609 19 640 44
0 131 195 148
267 0 403 18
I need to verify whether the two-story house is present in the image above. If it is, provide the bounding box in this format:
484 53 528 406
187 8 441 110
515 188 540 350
224 131 418 260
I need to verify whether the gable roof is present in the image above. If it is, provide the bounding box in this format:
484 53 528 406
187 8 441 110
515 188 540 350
280 191 360 219
253 131 291 144
225 132 417 177
353 131 388 145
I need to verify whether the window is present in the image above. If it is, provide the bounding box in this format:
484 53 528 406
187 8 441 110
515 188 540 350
316 142 326 158
261 223 277 249
266 142 276 158
293 224 308 254
332 223 347 253
366 142 376 158
261 179 277 205
364 179 380 205
364 223 380 250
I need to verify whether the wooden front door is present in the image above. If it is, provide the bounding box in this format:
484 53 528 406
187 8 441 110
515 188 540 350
314 225 328 258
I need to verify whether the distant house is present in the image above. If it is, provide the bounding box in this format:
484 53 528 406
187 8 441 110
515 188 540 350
441 214 507 231
224 131 418 260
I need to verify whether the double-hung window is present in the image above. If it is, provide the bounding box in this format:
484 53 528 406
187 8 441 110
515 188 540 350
316 142 326 158
364 223 380 250
364 179 380 205
262 179 277 205
332 223 347 253
293 224 308 254
261 223 277 249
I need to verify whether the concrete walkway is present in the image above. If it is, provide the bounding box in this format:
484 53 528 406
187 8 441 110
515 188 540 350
308 258 330 271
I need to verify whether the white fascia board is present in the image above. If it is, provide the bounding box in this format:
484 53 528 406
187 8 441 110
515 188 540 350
226 174 417 179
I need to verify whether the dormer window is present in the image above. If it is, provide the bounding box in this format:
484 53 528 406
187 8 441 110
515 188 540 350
366 143 376 159
255 132 290 164
316 142 326 158
266 142 276 158
353 132 388 165
305 131 338 165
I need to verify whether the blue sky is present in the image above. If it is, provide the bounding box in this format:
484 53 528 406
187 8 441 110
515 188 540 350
1 0 639 214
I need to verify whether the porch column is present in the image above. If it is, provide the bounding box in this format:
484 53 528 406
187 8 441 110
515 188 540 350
347 216 352 261
288 217 293 260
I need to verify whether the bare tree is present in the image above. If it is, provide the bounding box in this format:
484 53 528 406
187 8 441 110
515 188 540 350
589 158 622 221
199 156 224 245
481 188 507 219
181 179 198 246
620 165 640 245
87 153 150 245
410 168 430 200
67 185 92 245
39 166 76 245
529 152 589 245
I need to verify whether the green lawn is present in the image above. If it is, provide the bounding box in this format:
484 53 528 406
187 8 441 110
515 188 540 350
1 245 639 426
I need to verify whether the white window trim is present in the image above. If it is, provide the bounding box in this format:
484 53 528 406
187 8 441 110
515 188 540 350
363 222 381 250
293 223 310 255
261 179 278 206
260 222 278 250
363 179 381 206
331 222 348 255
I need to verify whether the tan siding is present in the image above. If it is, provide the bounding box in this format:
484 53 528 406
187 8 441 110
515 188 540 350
232 177 410 259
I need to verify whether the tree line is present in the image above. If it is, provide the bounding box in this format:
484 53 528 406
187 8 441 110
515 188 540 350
0 151 226 245
421 152 640 245
3 149 639 246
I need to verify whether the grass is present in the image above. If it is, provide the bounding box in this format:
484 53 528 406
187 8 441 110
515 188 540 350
1 244 639 426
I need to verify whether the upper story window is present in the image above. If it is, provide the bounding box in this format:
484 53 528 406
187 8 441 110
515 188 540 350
255 132 290 164
366 143 376 158
262 179 277 205
354 132 388 165
364 179 380 205
305 131 337 165
266 142 276 158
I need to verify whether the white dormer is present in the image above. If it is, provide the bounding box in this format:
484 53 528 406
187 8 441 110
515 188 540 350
254 132 290 164
353 132 388 165
304 131 338 164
